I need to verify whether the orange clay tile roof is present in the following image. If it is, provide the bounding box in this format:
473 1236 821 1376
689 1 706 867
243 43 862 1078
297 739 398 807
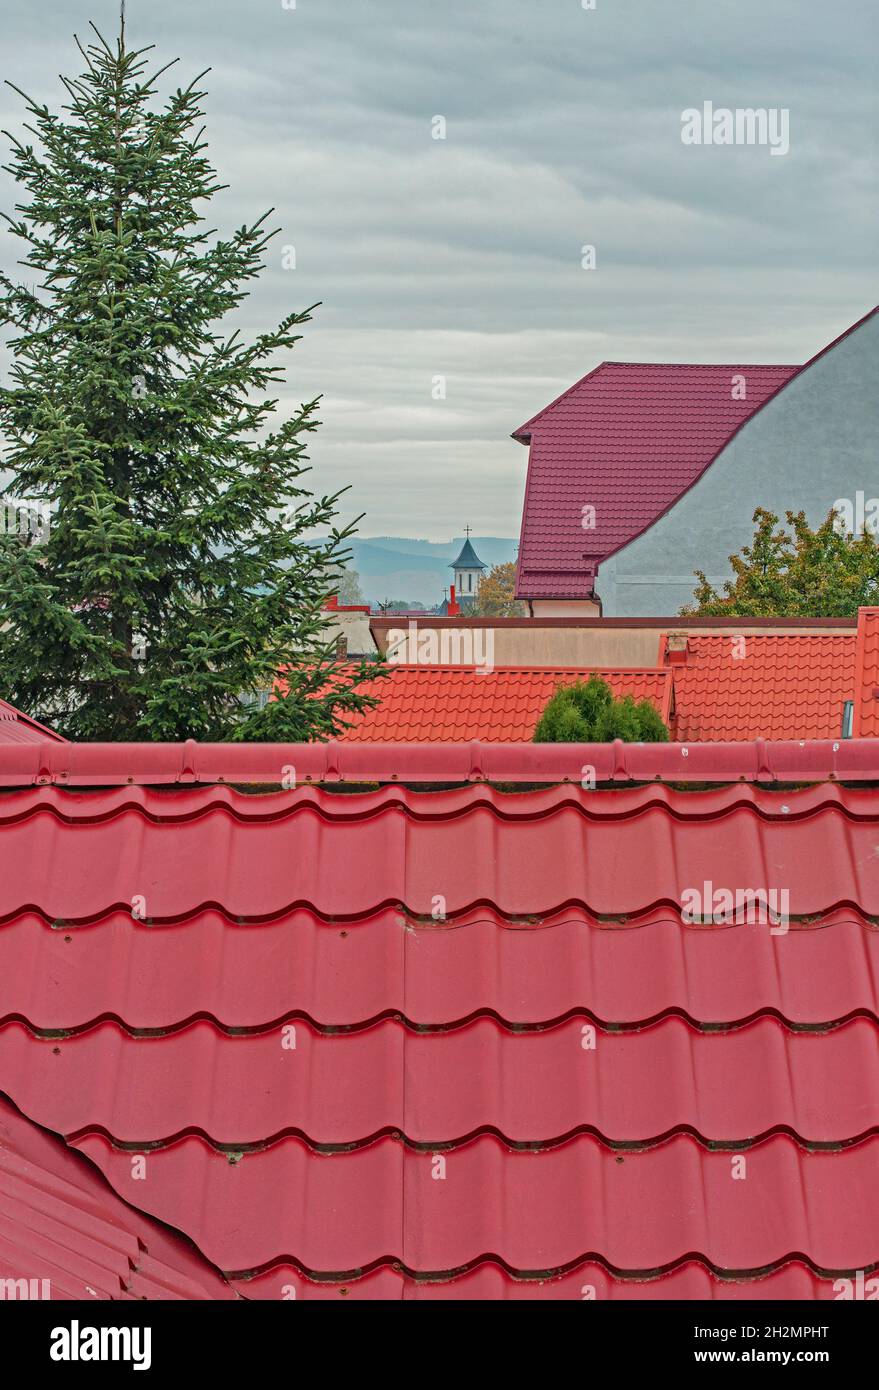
670 634 857 742
853 608 879 737
339 666 673 743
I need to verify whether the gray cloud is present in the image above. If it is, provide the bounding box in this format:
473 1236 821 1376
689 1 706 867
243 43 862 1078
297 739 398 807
1 0 875 538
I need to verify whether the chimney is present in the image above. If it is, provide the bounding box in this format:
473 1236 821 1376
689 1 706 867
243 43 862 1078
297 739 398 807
448 584 460 617
324 594 338 611
665 633 689 665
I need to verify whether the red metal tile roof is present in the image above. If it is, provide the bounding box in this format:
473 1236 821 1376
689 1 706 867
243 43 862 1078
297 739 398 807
231 1261 853 1301
514 363 797 600
0 1095 234 1300
335 665 672 742
3 1015 876 1147
5 782 877 925
2 735 879 786
669 633 857 741
0 699 66 746
853 607 879 737
1 744 878 1298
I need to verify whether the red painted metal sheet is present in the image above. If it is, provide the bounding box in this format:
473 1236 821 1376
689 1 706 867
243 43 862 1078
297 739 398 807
4 737 879 786
2 764 879 1292
2 784 878 926
2 911 878 1031
0 700 66 746
70 1130 879 1276
231 1262 857 1301
854 607 879 737
0 1097 234 1300
1 1017 877 1148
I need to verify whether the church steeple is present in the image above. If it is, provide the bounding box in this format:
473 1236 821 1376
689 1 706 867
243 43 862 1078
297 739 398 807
449 526 486 602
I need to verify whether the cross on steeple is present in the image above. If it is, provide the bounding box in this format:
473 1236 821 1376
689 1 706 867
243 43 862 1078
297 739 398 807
463 524 472 539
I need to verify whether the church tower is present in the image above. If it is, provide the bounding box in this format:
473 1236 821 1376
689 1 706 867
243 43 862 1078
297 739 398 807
449 527 486 606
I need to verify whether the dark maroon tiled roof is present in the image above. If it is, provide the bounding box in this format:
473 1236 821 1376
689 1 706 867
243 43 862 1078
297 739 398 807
514 362 798 600
1 742 878 1298
515 308 879 602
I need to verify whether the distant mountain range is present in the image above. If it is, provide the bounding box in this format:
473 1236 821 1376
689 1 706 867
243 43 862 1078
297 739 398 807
345 536 518 607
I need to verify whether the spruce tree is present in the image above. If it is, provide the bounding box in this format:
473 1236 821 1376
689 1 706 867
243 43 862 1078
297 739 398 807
0 10 382 741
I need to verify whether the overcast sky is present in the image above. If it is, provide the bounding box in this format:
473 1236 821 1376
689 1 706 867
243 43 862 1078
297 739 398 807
1 0 875 539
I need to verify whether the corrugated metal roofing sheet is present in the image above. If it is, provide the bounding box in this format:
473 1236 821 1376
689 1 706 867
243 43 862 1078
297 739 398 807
68 1131 879 1276
2 783 876 925
1 745 877 1297
2 1016 877 1147
2 912 878 1031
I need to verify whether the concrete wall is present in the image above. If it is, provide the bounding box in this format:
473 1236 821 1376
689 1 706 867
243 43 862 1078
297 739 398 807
531 599 601 618
372 618 854 669
596 311 879 617
323 608 377 657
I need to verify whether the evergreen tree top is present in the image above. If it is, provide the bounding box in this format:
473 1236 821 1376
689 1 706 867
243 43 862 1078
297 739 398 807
0 12 384 742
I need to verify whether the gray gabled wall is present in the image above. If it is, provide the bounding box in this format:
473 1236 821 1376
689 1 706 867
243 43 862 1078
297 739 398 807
596 311 879 617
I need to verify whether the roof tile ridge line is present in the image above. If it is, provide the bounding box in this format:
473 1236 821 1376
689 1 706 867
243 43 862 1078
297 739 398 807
513 379 559 597
2 781 856 827
851 607 876 737
595 305 879 571
9 1006 877 1039
512 361 800 443
512 360 610 441
226 1251 878 1285
597 361 799 369
655 630 678 734
379 664 671 674
53 1121 879 1156
9 900 874 934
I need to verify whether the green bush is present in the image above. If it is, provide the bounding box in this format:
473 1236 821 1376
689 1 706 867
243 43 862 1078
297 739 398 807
533 675 669 743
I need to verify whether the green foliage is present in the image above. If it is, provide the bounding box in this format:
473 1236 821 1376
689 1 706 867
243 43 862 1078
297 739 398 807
682 507 879 617
0 19 383 740
471 561 527 617
532 674 669 743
